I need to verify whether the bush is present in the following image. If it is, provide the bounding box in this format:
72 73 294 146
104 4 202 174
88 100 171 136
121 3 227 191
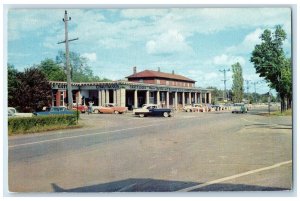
8 114 78 135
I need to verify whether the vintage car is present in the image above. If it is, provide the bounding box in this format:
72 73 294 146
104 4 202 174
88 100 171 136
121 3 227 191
192 104 205 112
133 104 173 118
33 106 74 116
231 103 248 114
183 104 193 112
8 107 33 117
94 103 128 114
72 104 88 113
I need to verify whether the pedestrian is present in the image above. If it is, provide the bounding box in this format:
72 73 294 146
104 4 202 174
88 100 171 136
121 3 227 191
88 101 94 114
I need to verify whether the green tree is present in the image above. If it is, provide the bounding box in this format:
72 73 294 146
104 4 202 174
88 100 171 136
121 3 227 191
231 62 244 103
207 86 224 104
250 25 291 111
38 58 67 81
56 51 109 82
12 67 52 112
8 64 19 107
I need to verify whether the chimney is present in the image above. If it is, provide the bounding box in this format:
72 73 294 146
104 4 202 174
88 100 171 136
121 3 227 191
133 66 137 74
172 70 175 75
158 67 160 72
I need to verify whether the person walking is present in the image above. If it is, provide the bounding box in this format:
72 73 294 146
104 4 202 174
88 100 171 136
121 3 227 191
88 100 94 115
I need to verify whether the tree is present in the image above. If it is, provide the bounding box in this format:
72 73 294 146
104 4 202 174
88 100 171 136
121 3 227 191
231 62 244 103
12 67 52 112
38 58 67 81
250 25 291 111
206 86 224 104
8 64 19 107
56 51 109 82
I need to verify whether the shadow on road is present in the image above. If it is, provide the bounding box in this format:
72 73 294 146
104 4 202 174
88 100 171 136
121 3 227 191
51 178 290 192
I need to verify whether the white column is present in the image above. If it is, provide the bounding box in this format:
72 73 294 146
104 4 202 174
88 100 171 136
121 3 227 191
175 92 178 109
101 90 105 105
120 88 126 107
98 90 102 106
182 92 185 107
146 90 150 104
189 92 192 105
134 90 138 108
157 91 160 106
208 92 212 104
113 90 117 104
105 90 110 103
166 91 170 108
194 92 197 104
116 89 121 106
204 92 207 104
200 93 202 104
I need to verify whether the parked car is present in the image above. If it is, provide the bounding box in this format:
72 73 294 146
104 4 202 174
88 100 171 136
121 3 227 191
72 104 88 113
33 106 74 116
192 104 205 112
94 103 128 114
133 104 173 118
231 103 248 114
183 104 193 112
8 107 33 118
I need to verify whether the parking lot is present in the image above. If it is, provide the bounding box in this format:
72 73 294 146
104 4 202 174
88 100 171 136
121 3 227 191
8 105 292 192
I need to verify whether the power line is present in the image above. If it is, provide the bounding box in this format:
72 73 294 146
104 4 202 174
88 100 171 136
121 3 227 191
219 68 230 101
57 10 79 109
245 79 251 102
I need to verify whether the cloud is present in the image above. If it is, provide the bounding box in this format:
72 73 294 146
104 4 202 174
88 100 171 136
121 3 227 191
82 52 97 62
146 30 192 55
213 54 246 66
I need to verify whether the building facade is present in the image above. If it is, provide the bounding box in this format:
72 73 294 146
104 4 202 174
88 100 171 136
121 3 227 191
50 68 212 110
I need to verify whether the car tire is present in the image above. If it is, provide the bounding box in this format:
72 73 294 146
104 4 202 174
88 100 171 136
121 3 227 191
139 113 144 118
114 110 119 114
94 110 99 114
163 112 169 118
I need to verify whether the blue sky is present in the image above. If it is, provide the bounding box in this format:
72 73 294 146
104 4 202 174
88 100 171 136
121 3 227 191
7 8 292 94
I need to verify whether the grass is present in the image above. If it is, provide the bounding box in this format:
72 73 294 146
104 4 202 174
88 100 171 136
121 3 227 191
270 109 292 116
8 124 83 136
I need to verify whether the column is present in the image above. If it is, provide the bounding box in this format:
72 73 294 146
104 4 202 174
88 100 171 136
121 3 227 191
189 92 192 105
105 90 110 103
204 92 207 104
146 90 150 104
120 88 126 107
166 91 170 108
182 92 185 107
208 92 212 104
116 89 121 106
157 91 160 106
101 90 105 106
113 90 117 104
194 92 198 104
134 90 138 108
98 90 102 106
175 92 178 109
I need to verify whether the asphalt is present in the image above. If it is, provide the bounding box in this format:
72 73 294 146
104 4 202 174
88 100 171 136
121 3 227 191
7 106 293 193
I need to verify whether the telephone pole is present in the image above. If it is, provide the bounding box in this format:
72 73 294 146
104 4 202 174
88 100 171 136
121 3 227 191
58 10 78 109
252 81 260 103
245 79 251 103
219 69 230 101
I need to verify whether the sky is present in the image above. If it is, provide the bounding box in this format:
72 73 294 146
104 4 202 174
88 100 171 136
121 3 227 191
7 8 292 94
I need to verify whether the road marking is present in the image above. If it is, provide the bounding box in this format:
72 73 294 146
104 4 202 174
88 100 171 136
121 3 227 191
8 123 167 148
177 160 292 192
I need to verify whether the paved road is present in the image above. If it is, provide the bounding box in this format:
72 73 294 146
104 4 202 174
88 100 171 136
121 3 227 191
8 106 292 192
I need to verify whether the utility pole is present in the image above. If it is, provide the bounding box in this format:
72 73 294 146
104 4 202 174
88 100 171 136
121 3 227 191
219 69 230 102
245 79 251 103
58 10 79 110
252 81 260 103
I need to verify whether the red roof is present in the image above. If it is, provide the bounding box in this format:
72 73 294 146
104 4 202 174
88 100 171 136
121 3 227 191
126 70 196 82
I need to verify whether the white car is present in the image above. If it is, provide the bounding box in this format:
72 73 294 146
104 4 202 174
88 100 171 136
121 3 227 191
8 107 33 117
183 104 193 112
133 104 158 115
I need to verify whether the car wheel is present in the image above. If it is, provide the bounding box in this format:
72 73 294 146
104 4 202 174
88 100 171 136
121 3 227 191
163 112 169 118
94 110 99 114
114 110 119 114
139 113 144 118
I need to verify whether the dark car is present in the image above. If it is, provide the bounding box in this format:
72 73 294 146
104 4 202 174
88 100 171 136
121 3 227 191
33 106 74 116
133 104 173 118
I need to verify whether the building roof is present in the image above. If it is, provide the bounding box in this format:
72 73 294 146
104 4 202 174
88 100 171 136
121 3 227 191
126 70 196 82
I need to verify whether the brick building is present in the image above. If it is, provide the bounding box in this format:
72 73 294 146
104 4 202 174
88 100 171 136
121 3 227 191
50 67 212 110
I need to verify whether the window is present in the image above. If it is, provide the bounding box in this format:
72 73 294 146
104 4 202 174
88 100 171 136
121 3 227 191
156 79 160 84
166 81 169 85
60 91 64 106
139 79 143 83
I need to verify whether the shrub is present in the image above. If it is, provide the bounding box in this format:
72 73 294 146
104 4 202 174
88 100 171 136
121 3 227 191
8 114 78 135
